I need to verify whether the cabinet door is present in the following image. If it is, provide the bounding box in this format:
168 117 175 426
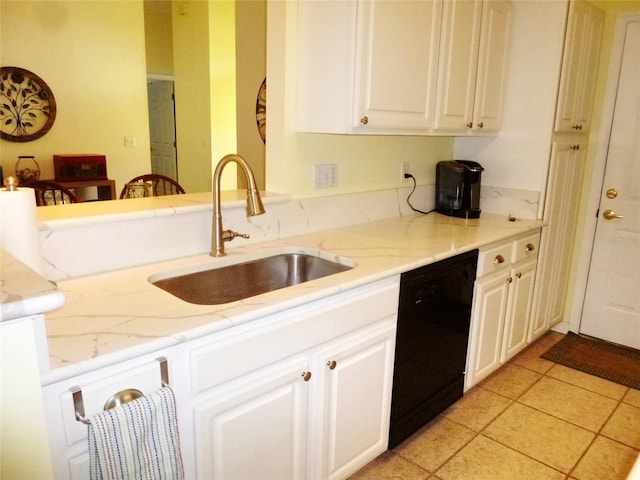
312 321 396 480
501 258 537 362
194 356 310 480
466 272 510 389
530 142 585 340
554 1 604 133
434 0 483 130
296 0 358 133
354 0 441 131
472 0 512 131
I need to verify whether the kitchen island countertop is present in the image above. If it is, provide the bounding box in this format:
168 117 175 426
42 212 543 385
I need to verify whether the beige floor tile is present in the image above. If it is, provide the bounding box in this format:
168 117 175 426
511 338 560 374
479 363 542 399
571 436 639 480
624 388 640 407
395 416 476 472
483 402 595 473
442 387 511 432
601 402 640 449
546 364 628 400
347 450 431 480
435 435 565 480
535 331 566 348
519 376 618 431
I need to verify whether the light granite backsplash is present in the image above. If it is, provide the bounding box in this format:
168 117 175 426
39 184 538 281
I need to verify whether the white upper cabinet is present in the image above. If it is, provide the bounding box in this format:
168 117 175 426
353 0 442 131
434 0 512 132
296 0 512 136
554 1 604 134
433 0 483 131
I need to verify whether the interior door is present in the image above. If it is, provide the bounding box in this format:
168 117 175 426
579 20 640 349
147 79 178 180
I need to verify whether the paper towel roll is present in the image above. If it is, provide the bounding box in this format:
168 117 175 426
0 188 43 275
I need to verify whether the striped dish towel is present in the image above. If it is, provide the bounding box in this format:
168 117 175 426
88 386 184 480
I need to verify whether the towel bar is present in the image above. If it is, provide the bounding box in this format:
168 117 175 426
72 357 170 425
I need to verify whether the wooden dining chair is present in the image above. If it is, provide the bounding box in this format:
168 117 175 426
23 180 79 206
119 174 186 199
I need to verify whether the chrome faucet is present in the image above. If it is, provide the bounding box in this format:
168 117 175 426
211 154 265 257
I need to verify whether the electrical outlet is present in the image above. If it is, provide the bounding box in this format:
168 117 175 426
400 161 410 182
314 164 337 189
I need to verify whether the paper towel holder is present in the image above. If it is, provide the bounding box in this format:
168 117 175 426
3 176 19 191
71 357 170 425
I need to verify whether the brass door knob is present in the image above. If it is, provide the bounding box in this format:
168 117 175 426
477 122 484 128
301 371 312 382
327 360 337 370
606 188 618 199
360 116 369 125
602 209 624 220
525 243 535 252
494 255 505 264
466 122 473 128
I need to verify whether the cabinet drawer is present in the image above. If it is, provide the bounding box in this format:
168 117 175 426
477 242 511 277
53 359 167 447
512 232 540 263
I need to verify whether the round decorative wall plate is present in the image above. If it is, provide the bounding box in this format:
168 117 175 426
0 66 57 142
255 78 266 143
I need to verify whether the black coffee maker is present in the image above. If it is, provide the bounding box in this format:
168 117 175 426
435 160 484 218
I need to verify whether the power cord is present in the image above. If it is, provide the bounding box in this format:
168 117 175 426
404 173 434 215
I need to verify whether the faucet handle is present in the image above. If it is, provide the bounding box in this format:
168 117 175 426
222 230 250 242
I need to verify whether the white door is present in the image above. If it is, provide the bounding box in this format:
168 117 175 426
580 20 640 349
147 79 177 179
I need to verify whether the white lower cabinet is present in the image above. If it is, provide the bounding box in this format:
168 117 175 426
41 278 399 480
465 231 540 389
311 322 396 480
193 355 311 480
189 276 400 480
42 349 188 480
193 320 396 480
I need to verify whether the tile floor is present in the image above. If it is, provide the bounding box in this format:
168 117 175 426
350 332 640 480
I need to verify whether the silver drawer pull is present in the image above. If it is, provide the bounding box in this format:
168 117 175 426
494 255 505 264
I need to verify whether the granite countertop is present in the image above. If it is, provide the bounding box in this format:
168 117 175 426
0 251 65 322
42 212 542 385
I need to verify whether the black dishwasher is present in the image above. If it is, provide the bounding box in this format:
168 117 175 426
389 250 478 449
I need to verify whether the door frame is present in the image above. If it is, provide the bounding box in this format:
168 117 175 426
566 12 640 333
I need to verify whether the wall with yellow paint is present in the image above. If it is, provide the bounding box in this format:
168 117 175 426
0 1 151 192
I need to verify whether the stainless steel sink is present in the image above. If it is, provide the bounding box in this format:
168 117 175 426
150 253 354 305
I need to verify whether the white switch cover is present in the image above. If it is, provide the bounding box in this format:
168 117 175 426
124 136 137 148
314 164 337 189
